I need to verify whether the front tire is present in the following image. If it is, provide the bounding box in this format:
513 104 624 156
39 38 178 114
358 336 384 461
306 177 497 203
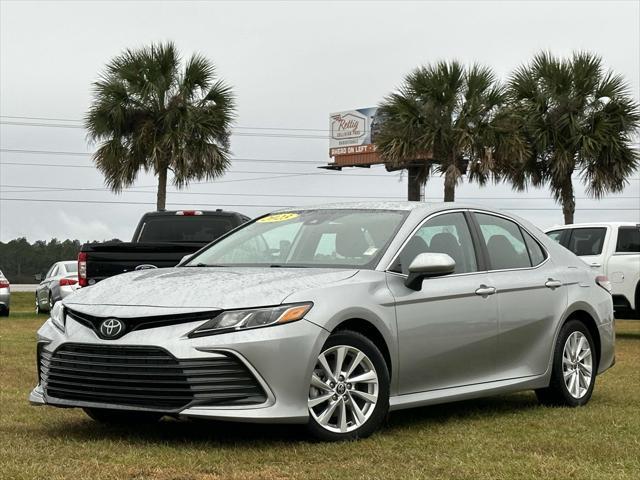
536 319 596 407
83 408 163 424
307 330 389 441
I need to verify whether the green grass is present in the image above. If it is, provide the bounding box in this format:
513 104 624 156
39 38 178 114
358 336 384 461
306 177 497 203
1 292 639 479
6 289 38 318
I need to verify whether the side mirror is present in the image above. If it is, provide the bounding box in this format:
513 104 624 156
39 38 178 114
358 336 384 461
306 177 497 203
405 253 456 290
178 254 192 266
34 273 43 282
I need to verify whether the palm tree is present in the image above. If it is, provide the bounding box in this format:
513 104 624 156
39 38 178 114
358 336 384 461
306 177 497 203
85 42 235 211
374 61 524 201
506 51 639 224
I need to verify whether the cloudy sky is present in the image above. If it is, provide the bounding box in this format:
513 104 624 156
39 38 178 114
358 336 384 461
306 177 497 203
1 0 639 243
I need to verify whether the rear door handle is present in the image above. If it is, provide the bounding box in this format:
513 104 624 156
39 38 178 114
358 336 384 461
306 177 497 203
475 285 496 297
545 279 563 289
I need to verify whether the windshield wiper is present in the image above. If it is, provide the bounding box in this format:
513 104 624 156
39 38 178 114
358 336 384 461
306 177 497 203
184 263 225 267
269 264 308 268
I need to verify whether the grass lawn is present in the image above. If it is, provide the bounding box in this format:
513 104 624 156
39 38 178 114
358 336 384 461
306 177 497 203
1 292 639 480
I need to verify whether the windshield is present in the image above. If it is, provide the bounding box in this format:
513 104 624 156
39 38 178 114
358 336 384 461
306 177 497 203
186 209 407 269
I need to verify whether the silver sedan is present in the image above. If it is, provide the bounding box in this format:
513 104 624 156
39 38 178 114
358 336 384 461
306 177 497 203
35 261 79 313
30 203 615 441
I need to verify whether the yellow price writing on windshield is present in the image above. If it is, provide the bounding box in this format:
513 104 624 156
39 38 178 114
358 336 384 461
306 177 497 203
257 213 300 223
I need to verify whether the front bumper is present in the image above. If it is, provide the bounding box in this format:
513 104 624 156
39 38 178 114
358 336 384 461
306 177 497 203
30 311 329 424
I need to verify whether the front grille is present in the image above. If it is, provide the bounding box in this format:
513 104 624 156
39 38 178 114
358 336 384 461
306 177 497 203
39 343 266 411
66 308 221 339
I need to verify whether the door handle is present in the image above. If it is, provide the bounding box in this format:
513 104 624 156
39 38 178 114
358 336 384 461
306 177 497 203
475 285 496 297
545 279 563 289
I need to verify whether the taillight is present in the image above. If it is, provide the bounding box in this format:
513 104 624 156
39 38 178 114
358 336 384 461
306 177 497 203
596 275 612 294
0 280 9 288
60 278 78 286
176 210 202 216
78 252 87 287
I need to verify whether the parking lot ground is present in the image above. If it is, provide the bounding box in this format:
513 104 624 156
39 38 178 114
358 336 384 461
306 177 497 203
1 292 638 480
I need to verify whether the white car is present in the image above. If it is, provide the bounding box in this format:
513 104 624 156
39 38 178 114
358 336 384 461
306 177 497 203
545 223 640 315
0 270 10 316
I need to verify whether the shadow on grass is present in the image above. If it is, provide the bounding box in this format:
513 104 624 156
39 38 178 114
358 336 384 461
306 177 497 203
38 393 541 445
616 332 640 340
386 392 540 431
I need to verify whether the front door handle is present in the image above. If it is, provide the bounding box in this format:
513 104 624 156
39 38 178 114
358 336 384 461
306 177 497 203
475 285 496 297
545 279 563 289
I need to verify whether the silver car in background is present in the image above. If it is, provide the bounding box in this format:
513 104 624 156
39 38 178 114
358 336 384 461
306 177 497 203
35 261 79 313
31 203 615 441
0 269 10 316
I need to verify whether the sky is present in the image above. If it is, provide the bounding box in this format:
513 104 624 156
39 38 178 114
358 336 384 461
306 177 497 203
1 0 639 243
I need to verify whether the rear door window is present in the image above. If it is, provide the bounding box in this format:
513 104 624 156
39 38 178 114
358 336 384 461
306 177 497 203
616 227 640 253
565 228 607 256
475 213 531 270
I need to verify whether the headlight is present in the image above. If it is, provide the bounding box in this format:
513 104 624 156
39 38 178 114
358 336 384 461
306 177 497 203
50 302 65 332
188 303 313 338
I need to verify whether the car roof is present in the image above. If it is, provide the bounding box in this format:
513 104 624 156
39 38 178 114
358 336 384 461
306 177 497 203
545 222 639 231
272 201 485 213
141 210 246 217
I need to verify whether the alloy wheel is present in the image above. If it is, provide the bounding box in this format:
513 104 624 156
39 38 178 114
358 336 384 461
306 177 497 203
308 345 379 434
562 331 593 399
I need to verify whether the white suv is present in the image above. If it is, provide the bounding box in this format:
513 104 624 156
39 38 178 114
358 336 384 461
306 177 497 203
545 222 640 315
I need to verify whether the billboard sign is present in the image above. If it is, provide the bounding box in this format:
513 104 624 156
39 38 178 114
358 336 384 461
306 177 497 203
329 107 380 156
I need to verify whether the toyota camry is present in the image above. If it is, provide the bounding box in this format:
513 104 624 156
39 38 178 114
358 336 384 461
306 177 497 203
30 203 615 441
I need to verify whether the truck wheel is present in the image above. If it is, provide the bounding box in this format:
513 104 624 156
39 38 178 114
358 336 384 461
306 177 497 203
35 294 41 315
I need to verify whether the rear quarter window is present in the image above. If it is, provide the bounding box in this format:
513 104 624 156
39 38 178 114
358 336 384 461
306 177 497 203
565 228 607 256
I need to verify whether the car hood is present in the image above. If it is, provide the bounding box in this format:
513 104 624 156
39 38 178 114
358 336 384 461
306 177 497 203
64 267 358 315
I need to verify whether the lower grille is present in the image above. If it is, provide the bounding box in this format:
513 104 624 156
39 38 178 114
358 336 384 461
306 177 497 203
39 343 266 411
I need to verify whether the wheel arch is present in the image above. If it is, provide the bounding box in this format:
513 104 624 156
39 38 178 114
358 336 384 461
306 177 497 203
561 308 602 371
332 318 393 381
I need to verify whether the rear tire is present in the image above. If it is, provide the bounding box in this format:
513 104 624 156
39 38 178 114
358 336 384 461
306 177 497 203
536 319 596 407
306 330 389 441
35 294 41 315
0 307 8 317
83 408 163 424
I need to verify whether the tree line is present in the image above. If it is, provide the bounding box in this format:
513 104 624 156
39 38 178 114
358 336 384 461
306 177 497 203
85 43 638 226
374 52 640 224
0 238 120 283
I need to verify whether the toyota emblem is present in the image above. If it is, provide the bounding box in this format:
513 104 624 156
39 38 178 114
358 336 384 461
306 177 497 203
99 318 124 339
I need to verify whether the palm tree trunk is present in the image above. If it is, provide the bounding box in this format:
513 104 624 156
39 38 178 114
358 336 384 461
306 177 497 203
407 166 421 201
157 166 167 211
444 172 455 202
560 179 575 224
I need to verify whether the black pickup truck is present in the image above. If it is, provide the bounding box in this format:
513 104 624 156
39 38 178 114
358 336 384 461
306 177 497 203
78 209 249 287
